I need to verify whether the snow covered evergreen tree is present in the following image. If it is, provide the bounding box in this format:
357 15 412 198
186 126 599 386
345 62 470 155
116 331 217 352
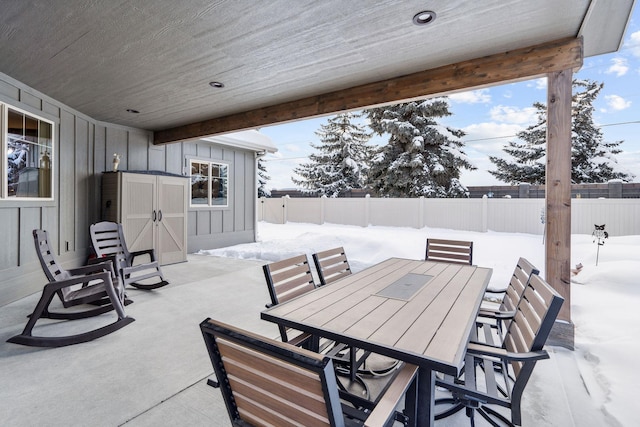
292 112 374 197
366 98 474 198
257 158 271 197
489 79 634 184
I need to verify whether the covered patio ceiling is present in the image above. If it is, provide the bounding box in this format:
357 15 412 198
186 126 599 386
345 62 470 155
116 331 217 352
0 0 634 144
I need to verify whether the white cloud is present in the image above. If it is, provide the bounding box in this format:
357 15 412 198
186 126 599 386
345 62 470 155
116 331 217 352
449 89 491 104
489 105 538 124
605 95 632 111
605 57 629 77
462 122 526 158
284 144 302 152
526 78 547 90
625 30 640 58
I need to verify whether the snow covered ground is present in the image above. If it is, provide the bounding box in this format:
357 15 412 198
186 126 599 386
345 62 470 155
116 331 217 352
200 221 639 426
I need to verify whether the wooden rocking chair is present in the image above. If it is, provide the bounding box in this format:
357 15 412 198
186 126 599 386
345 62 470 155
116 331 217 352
7 229 134 347
89 221 169 290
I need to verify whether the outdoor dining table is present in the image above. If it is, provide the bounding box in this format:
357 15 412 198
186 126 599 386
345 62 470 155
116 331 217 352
261 257 492 427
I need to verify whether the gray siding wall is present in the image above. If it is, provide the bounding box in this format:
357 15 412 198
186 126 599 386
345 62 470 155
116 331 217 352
184 141 257 253
0 72 257 306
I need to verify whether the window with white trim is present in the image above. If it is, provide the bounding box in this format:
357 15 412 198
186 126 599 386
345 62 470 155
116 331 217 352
190 160 228 207
2 104 54 199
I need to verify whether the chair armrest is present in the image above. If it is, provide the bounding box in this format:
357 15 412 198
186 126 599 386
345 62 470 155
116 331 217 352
467 342 550 362
477 308 516 320
364 363 418 427
67 261 115 277
45 271 113 292
130 248 156 263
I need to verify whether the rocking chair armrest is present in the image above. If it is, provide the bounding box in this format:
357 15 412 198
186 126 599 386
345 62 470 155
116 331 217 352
67 260 116 277
130 248 157 263
467 342 550 362
45 271 113 292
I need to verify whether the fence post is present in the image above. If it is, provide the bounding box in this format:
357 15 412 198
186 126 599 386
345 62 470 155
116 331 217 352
364 194 371 226
320 195 326 224
608 181 622 198
282 195 289 224
519 183 531 198
418 196 425 228
482 195 488 232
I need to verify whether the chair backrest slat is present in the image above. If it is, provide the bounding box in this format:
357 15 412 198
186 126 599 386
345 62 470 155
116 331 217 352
312 247 352 286
201 318 343 427
500 257 539 314
425 238 473 265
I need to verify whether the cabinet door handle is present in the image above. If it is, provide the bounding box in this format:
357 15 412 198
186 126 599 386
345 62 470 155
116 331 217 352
158 210 163 222
153 210 157 222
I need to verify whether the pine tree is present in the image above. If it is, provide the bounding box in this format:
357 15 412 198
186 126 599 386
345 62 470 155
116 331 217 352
257 158 271 197
489 79 634 184
366 98 474 198
292 112 374 197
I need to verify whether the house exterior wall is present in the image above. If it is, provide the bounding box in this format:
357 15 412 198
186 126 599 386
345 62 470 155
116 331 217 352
0 72 257 307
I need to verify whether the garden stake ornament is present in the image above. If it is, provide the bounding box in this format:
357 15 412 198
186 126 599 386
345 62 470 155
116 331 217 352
592 224 608 266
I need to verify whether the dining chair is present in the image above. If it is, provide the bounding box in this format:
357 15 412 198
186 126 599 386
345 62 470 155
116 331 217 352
435 274 564 426
475 257 540 341
263 253 371 383
200 317 418 427
312 246 352 286
262 254 317 347
425 238 473 265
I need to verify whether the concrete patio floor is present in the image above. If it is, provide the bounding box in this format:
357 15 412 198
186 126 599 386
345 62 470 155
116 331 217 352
0 255 616 426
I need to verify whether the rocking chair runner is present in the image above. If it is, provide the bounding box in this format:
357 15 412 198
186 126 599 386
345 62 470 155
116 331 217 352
89 221 169 290
7 229 134 347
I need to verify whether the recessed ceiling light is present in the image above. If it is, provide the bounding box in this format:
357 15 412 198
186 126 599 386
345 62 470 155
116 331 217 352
126 109 140 114
413 10 436 26
209 81 225 88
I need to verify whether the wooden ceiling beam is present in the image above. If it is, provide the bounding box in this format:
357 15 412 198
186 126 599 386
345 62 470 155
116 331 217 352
153 37 582 145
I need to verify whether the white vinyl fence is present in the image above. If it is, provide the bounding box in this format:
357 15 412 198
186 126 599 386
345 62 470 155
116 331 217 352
258 196 640 236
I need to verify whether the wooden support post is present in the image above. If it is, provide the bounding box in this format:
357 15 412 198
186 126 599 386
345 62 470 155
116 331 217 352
545 69 574 349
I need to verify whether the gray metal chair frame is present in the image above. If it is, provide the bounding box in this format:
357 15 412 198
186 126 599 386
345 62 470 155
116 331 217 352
425 238 473 265
90 221 168 290
435 274 564 426
200 317 418 427
7 229 134 347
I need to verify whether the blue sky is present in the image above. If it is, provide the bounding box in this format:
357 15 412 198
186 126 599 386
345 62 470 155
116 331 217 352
260 7 640 190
